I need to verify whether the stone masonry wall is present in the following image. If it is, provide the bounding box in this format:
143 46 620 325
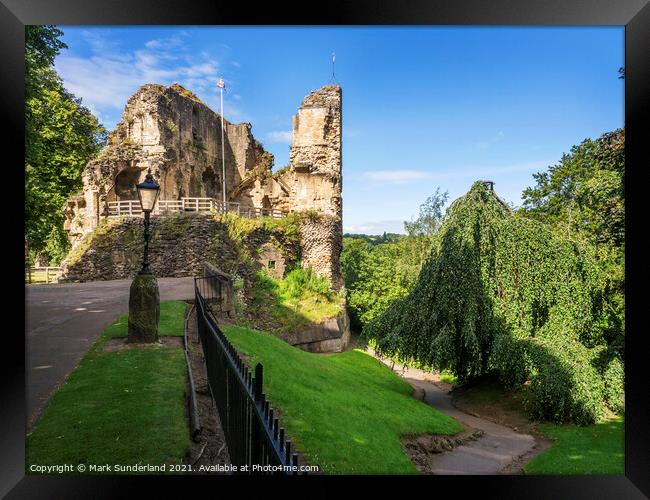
299 215 343 291
286 85 342 217
73 83 273 238
60 213 299 282
63 83 344 290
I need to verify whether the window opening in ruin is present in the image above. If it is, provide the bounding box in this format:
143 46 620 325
191 105 199 140
268 260 276 270
202 168 218 198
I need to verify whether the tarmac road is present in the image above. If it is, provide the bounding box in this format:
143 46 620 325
25 277 195 430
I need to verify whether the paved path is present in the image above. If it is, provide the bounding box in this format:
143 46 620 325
368 349 536 474
25 278 195 430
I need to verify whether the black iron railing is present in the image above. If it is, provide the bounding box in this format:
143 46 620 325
194 276 303 474
195 272 225 311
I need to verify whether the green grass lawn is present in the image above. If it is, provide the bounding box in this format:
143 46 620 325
525 416 624 475
222 324 463 474
243 269 343 336
103 299 188 339
439 370 458 385
26 301 191 473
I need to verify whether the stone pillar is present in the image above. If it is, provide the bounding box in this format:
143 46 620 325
288 85 342 217
288 85 344 291
127 274 160 343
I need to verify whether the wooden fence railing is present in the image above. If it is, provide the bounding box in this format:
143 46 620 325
25 267 62 284
107 198 286 219
194 275 304 474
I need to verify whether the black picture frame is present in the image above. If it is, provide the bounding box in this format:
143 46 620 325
4 1 649 497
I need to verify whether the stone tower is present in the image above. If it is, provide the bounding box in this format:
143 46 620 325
287 85 342 217
284 85 344 290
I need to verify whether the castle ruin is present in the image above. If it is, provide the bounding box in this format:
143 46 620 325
62 83 344 288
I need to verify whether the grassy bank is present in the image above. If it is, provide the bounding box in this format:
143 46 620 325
451 377 624 475
525 417 624 475
222 324 462 474
26 301 191 472
243 268 343 335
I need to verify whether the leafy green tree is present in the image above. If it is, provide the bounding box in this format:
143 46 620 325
521 129 624 248
364 182 618 424
341 189 449 331
521 129 624 359
404 188 448 237
341 237 372 330
25 25 106 265
343 233 402 246
397 188 449 285
341 237 371 292
347 242 411 327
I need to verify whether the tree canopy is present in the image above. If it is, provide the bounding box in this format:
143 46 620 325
342 188 448 331
521 129 624 249
521 129 624 358
25 25 106 265
361 180 623 425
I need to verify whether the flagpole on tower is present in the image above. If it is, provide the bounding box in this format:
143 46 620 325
218 78 226 206
330 52 337 83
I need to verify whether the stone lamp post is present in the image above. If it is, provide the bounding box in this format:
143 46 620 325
127 170 161 343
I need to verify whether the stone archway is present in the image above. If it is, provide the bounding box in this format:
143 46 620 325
114 168 142 200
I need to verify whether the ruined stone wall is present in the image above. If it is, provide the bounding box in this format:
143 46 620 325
286 85 342 217
60 213 299 283
63 83 344 289
299 215 343 291
73 83 273 238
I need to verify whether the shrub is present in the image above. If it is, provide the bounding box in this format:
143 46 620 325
278 267 333 301
253 269 279 293
243 267 341 335
523 336 605 426
232 273 246 316
602 356 625 415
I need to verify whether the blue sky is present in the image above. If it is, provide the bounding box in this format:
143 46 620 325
55 26 624 234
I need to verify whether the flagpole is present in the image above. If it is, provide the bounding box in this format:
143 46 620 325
220 83 226 206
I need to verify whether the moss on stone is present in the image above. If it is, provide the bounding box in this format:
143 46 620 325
63 219 122 268
127 274 160 343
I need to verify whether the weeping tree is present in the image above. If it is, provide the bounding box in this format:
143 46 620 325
363 181 620 425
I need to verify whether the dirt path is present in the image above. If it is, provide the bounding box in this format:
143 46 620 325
367 348 538 474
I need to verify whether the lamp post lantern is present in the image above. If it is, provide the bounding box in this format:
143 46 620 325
135 171 160 275
128 170 161 344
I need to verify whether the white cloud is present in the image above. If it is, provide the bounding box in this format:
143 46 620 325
80 30 114 52
266 131 293 144
343 220 406 235
144 33 187 50
55 30 247 130
476 130 505 149
359 161 550 186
